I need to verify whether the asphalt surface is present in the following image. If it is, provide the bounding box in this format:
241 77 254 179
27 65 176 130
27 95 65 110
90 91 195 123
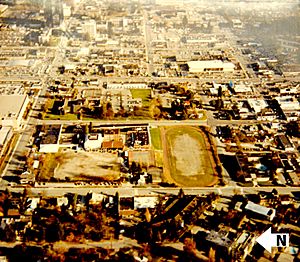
3 185 299 197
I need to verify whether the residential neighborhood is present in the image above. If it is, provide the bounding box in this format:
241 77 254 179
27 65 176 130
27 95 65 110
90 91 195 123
0 0 299 261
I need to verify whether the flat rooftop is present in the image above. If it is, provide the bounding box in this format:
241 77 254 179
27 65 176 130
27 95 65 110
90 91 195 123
0 95 28 119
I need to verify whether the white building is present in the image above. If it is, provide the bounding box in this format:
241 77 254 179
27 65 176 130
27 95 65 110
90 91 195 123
233 84 252 94
106 83 149 89
0 126 12 157
84 133 103 151
276 96 300 111
39 125 62 153
187 60 235 73
247 99 268 114
82 20 97 39
0 95 30 129
63 4 71 18
134 196 158 209
245 201 276 221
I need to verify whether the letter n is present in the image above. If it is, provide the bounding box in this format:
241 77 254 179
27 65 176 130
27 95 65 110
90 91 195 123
277 235 287 247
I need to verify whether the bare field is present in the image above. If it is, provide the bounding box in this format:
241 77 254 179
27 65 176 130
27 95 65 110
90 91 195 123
165 126 217 187
54 151 121 181
128 150 155 167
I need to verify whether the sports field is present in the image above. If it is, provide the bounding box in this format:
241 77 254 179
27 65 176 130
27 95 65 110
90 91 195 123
163 126 217 187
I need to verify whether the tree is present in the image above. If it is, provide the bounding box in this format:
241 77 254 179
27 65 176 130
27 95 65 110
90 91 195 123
185 90 194 100
182 15 188 27
218 85 222 98
100 102 107 119
106 107 114 119
58 66 65 74
152 106 161 119
208 247 216 262
88 122 93 133
84 124 89 135
178 188 185 198
77 111 82 120
236 170 246 182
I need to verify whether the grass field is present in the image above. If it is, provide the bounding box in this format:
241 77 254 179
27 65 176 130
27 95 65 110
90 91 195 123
39 153 60 181
165 126 217 187
150 127 162 150
130 89 151 107
45 114 78 120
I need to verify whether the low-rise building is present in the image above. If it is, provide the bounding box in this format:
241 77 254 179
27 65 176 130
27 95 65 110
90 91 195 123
84 133 103 151
106 83 149 89
244 201 276 221
0 95 30 129
0 126 12 157
187 60 235 73
276 135 294 152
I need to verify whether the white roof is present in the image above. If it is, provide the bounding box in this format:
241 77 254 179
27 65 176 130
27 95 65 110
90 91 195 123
0 126 12 146
57 197 68 206
245 201 275 218
90 193 105 204
134 196 157 209
0 95 28 119
187 60 235 70
247 98 268 113
84 133 103 150
0 60 35 67
234 84 252 93
65 64 76 70
33 160 39 169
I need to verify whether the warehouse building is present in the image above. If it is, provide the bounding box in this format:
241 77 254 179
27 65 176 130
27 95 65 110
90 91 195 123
0 95 30 129
187 60 235 73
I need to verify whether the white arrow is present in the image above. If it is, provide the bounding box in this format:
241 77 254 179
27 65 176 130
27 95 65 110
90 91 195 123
256 227 289 253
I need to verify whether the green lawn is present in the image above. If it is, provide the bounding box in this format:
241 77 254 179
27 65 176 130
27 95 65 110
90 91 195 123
150 127 162 150
130 89 151 107
45 113 78 120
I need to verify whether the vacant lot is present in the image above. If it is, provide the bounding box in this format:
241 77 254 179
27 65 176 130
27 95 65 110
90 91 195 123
165 126 217 187
54 151 121 181
128 150 155 167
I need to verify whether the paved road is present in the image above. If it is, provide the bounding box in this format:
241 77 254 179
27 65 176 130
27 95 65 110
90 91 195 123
3 185 299 197
37 118 277 129
37 119 208 126
1 74 299 85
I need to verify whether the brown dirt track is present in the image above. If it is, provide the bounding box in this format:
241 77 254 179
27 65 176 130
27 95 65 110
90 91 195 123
161 126 218 187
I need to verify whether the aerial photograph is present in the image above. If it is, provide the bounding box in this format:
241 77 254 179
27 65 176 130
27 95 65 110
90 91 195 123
0 0 299 261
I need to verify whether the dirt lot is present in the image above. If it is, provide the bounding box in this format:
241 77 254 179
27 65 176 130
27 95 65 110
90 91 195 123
54 151 121 181
164 126 217 187
128 150 155 167
172 134 208 176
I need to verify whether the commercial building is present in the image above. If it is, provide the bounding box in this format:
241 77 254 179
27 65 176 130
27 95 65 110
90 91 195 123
106 83 149 89
63 3 71 18
0 4 8 14
276 134 294 152
245 201 276 221
0 95 29 129
82 20 97 39
0 126 12 157
84 133 103 151
187 60 235 73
